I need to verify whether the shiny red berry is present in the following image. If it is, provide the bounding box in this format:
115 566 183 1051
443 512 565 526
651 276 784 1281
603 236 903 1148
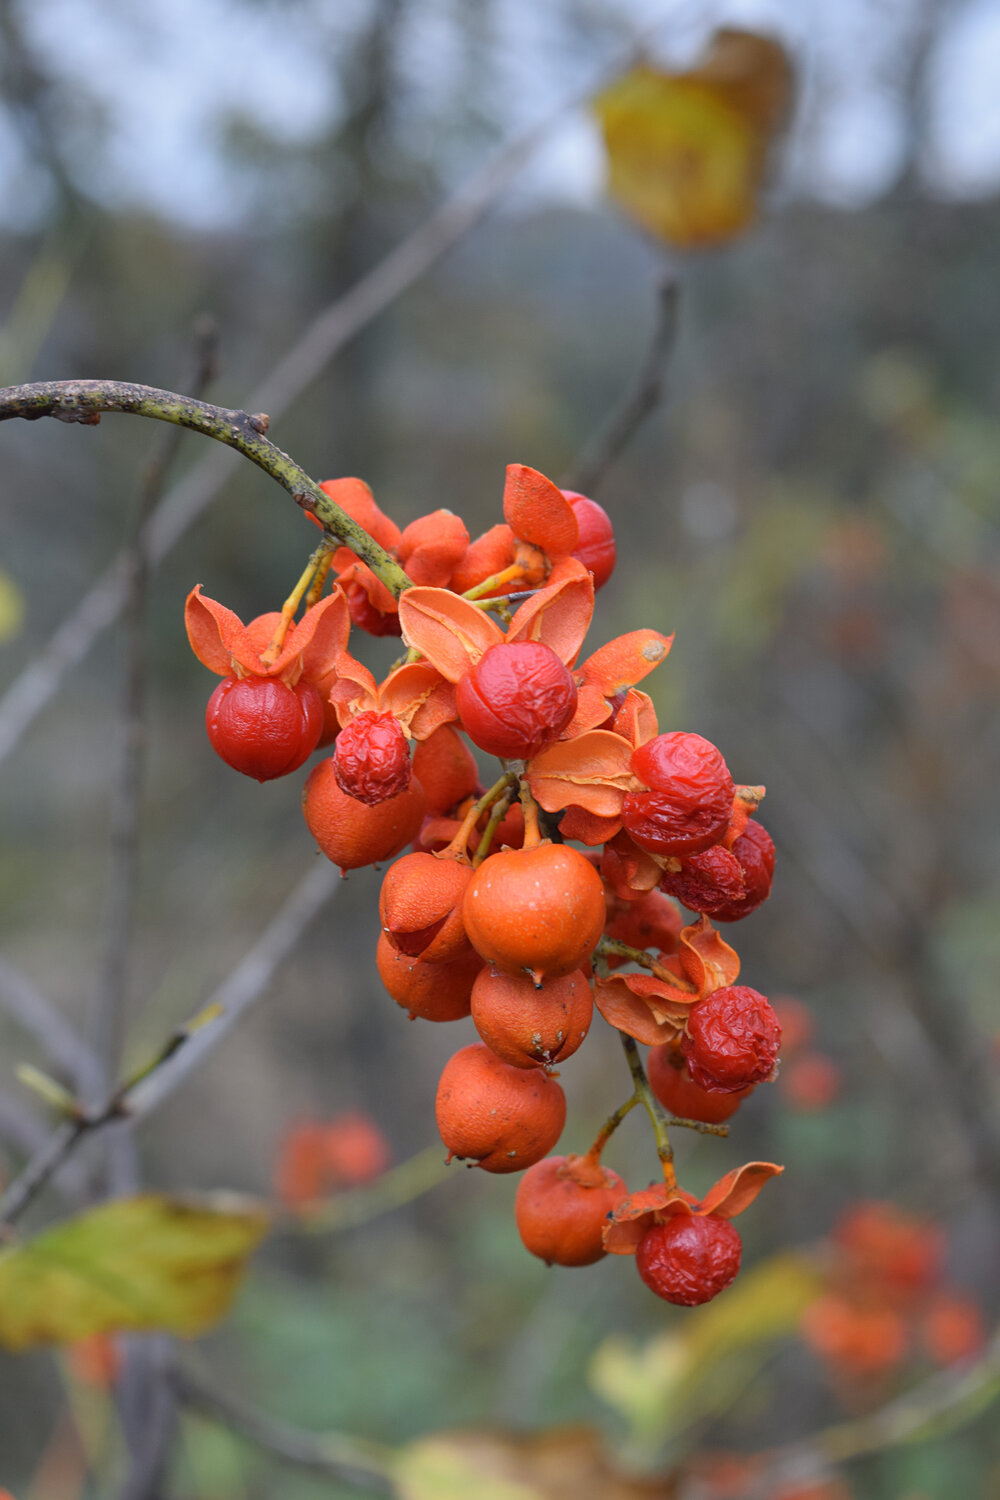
711 820 776 922
206 675 323 782
636 1214 742 1305
456 641 577 760
622 732 734 856
683 985 781 1094
563 491 616 590
334 711 412 805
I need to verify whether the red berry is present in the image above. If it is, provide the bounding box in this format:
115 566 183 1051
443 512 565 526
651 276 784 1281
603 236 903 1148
657 844 745 917
334 710 412 805
515 1155 627 1266
345 580 402 637
711 819 776 922
456 641 577 760
683 985 781 1094
206 675 323 782
563 491 616 590
636 1214 742 1305
622 732 735 856
647 1045 755 1123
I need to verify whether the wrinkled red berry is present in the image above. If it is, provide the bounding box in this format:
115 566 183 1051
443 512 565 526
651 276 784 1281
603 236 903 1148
206 675 323 782
345 580 403 637
711 820 776 922
683 984 781 1094
563 491 616 590
334 710 412 805
636 1214 742 1305
658 843 745 917
622 732 734 856
456 641 577 760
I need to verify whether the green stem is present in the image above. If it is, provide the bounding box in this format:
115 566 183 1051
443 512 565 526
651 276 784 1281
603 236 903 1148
596 936 697 993
0 379 413 599
472 792 513 867
587 1094 640 1160
620 1032 676 1187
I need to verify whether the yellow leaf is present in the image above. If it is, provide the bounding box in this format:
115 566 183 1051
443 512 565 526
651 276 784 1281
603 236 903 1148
593 29 793 250
0 1193 269 1350
395 1436 543 1500
0 568 24 644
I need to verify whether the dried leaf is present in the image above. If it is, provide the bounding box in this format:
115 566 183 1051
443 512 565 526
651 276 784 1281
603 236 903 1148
0 1194 269 1350
594 31 793 250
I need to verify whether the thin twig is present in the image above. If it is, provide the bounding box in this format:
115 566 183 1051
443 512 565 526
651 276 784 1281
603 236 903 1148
126 859 341 1124
95 325 219 1101
563 275 679 496
721 1330 1000 1500
0 954 102 1098
0 1087 90 1202
0 12 689 770
171 1364 395 1493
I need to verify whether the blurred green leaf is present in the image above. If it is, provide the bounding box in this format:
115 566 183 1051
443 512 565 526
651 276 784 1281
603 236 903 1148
590 1253 822 1452
0 1193 269 1349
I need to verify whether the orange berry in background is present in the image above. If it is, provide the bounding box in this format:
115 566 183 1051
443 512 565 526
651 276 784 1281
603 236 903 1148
379 851 474 963
302 759 426 872
515 1154 627 1265
275 1120 329 1207
471 966 593 1068
922 1292 986 1364
412 725 479 816
435 1043 566 1173
781 1052 841 1112
834 1201 944 1298
67 1333 121 1389
463 843 606 983
770 995 814 1056
647 1044 755 1123
376 932 481 1021
323 1111 390 1185
800 1292 908 1377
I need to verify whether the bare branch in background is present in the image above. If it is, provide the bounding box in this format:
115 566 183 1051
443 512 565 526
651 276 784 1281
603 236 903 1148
563 274 679 496
0 859 340 1231
171 1364 395 1493
0 955 102 1099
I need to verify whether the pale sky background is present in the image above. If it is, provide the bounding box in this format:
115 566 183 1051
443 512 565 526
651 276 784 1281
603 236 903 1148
1 0 999 229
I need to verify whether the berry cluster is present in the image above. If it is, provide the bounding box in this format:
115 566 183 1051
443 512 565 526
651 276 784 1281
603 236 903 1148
186 462 785 1306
